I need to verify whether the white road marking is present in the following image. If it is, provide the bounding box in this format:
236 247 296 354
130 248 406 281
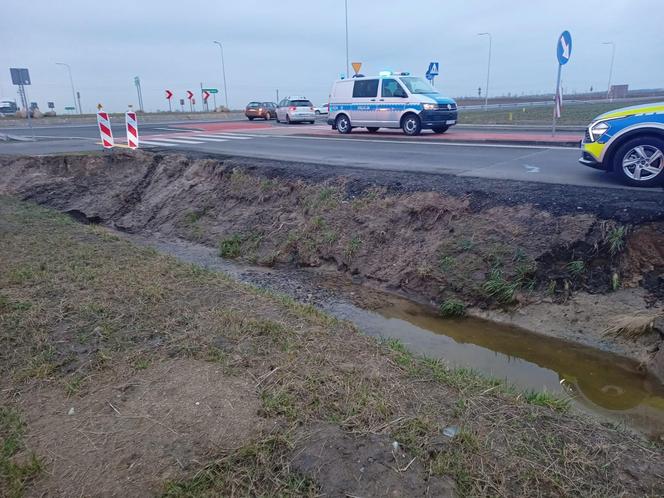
524 164 541 173
139 140 178 147
180 136 228 142
151 137 205 144
195 133 254 140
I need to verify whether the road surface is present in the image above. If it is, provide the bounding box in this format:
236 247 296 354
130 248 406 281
0 118 641 190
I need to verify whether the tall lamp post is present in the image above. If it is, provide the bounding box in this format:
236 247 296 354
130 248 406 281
477 32 492 111
213 41 229 110
344 0 350 78
55 62 81 115
602 41 615 100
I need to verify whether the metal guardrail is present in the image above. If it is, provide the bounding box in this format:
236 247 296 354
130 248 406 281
458 95 664 111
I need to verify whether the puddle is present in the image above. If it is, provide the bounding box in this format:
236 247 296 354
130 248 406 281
123 233 664 438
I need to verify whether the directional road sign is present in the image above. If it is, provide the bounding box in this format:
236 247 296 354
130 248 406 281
557 31 572 65
202 88 218 94
186 90 194 100
426 62 439 77
10 68 31 86
202 90 210 102
65 106 75 111
165 89 173 100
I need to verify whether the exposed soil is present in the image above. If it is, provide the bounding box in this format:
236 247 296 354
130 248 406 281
0 151 663 381
2 196 664 497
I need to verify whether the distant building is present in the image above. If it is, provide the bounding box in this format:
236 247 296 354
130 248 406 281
609 84 629 99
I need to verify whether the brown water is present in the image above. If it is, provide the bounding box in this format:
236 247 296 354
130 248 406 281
328 298 664 438
123 234 664 438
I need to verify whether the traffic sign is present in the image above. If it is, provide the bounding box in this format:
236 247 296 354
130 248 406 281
202 88 218 94
64 106 76 111
179 99 185 106
47 102 55 109
202 90 210 102
96 103 103 110
186 90 194 100
351 62 362 75
427 62 439 77
125 112 139 149
557 30 572 65
165 89 173 100
10 68 30 86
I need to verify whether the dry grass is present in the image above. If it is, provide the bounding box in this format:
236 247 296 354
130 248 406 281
1 196 663 497
603 314 660 340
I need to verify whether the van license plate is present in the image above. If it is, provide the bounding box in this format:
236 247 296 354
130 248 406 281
446 120 456 125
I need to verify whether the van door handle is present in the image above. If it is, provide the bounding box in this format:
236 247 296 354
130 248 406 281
379 99 385 101
370 98 376 101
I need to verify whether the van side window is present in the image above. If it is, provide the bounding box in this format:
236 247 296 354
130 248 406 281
381 79 405 98
352 79 379 98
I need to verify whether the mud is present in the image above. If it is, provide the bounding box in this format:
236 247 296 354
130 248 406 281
0 151 663 379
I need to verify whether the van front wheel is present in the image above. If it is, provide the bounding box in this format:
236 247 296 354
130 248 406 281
402 114 422 136
336 114 352 134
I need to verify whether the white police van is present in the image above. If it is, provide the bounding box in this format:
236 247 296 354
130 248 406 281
327 72 457 136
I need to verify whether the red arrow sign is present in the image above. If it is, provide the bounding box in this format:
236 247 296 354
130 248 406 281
165 89 173 100
186 90 194 100
202 90 210 102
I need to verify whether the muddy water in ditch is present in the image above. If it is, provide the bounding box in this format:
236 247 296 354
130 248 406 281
125 234 664 438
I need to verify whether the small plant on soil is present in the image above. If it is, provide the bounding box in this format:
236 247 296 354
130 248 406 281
183 209 205 225
0 407 43 495
523 390 570 412
345 236 362 259
483 268 518 304
439 255 455 272
459 238 474 252
567 260 585 277
439 299 466 317
611 272 621 291
416 264 433 278
219 234 243 258
607 225 626 255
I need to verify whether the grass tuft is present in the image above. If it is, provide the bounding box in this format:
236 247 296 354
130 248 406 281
1 407 42 496
439 299 466 317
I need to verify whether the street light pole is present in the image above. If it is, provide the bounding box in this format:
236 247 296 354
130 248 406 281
344 0 350 78
213 41 229 110
55 62 80 115
477 33 492 111
602 41 615 100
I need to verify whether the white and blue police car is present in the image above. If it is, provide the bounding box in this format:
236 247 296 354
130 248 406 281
327 72 457 136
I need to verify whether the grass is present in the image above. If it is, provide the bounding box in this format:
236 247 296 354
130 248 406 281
0 407 42 497
2 196 662 497
344 235 362 259
567 260 585 277
522 390 570 413
439 299 466 317
483 268 519 304
607 226 626 256
163 434 318 497
218 234 243 258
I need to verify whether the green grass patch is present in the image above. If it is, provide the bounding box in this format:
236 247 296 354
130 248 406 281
439 299 466 317
523 390 570 412
483 268 519 304
1 407 42 497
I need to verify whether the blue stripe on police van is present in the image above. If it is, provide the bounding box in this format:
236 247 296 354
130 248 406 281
330 103 423 112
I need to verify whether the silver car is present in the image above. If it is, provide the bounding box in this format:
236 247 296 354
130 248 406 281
276 96 316 124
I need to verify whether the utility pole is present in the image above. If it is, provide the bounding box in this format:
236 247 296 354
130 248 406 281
344 0 350 78
55 62 81 115
76 91 82 115
213 41 229 109
478 33 492 110
276 89 279 102
602 41 615 100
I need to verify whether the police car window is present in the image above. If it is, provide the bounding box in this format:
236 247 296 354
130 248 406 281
381 79 404 98
400 77 437 94
353 79 379 98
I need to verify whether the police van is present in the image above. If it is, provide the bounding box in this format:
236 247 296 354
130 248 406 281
327 72 457 135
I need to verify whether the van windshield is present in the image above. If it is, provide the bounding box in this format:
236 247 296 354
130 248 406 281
399 77 438 94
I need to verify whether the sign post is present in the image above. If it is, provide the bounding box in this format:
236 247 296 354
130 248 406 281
425 62 439 86
202 88 218 111
186 90 194 112
179 98 185 112
552 30 572 136
96 110 114 149
125 111 139 149
165 89 173 112
9 68 34 140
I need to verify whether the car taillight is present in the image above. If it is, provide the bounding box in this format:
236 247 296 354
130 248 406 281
289 106 296 111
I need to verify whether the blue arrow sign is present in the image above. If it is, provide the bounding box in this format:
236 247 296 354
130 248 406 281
556 31 572 65
426 61 439 76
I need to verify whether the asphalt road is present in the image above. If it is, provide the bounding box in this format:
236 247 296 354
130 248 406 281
0 118 644 190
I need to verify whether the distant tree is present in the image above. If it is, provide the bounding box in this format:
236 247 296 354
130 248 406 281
590 85 594 92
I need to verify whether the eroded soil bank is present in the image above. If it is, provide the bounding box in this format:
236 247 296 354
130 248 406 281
2 197 664 497
1 151 663 378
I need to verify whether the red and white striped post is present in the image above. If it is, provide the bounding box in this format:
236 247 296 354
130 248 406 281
125 111 139 149
96 111 114 148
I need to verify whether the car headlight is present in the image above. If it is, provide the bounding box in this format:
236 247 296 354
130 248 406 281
422 103 437 110
588 121 609 142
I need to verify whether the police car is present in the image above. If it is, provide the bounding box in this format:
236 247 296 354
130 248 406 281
580 102 664 187
327 72 457 136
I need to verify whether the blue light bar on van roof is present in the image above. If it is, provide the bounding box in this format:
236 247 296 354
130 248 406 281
378 71 410 77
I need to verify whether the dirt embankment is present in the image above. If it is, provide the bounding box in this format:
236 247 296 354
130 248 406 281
1 151 663 377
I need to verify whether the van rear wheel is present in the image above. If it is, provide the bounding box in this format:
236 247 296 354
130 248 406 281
336 114 352 134
402 114 422 136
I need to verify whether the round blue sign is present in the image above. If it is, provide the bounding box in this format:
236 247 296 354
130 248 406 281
557 30 572 65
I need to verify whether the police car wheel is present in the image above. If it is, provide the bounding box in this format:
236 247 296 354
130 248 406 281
336 115 352 134
402 114 422 136
432 126 449 134
613 136 664 187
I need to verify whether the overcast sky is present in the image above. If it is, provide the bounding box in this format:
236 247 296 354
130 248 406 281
1 0 663 113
